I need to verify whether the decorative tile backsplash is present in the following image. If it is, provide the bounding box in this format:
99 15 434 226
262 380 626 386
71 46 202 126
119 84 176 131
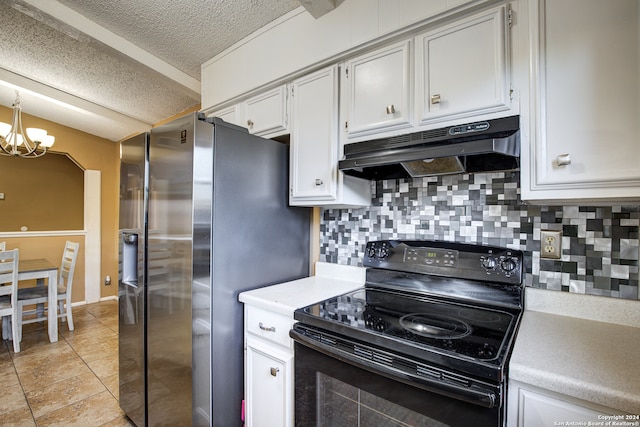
319 172 640 300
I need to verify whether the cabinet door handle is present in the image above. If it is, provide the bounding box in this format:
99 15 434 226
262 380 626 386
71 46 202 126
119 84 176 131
246 119 254 128
259 322 276 332
315 179 323 186
431 94 441 104
386 104 396 114
556 154 571 166
270 367 279 377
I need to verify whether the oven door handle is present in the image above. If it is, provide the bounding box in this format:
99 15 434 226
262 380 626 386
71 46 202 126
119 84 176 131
291 328 498 409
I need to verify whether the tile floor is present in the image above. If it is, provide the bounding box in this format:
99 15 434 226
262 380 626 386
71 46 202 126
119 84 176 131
0 300 134 426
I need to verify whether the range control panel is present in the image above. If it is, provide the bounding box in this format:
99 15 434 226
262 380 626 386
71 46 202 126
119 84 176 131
404 247 458 268
363 240 523 285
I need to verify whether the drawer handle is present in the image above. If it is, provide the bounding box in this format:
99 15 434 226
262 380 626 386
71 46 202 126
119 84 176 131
315 179 323 186
556 153 571 166
259 322 276 332
386 104 396 114
270 367 279 377
431 94 441 104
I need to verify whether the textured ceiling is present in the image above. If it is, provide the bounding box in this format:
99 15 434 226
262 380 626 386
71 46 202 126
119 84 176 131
0 0 302 141
54 0 301 80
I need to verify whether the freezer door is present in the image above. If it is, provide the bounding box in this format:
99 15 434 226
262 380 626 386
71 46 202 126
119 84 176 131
147 114 201 426
118 132 147 427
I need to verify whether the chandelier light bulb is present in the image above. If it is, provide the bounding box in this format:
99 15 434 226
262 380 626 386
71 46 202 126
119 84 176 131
41 134 55 148
0 91 55 158
26 127 48 142
0 121 11 136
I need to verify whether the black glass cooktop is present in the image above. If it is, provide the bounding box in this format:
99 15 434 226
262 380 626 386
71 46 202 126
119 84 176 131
295 287 516 363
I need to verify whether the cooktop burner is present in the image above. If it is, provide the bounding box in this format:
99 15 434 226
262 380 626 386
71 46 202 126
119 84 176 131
399 313 471 339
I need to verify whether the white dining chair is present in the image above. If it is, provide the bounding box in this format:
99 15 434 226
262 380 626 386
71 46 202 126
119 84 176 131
16 241 80 341
0 243 8 340
0 249 20 353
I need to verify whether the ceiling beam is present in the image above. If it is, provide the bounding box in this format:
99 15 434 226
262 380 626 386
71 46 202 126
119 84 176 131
0 67 151 141
20 0 201 98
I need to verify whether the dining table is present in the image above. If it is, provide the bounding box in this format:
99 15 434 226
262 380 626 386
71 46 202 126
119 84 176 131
17 258 59 343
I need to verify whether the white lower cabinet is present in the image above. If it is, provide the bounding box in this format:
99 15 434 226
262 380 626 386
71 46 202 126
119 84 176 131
244 305 294 427
507 380 625 427
246 336 292 427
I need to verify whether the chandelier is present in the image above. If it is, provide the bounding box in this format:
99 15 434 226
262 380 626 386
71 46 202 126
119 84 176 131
0 91 55 158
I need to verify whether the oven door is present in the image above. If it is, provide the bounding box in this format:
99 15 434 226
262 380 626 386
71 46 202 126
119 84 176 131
292 328 503 427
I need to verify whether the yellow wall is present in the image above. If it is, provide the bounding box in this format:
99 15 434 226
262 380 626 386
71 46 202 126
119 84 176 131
0 153 84 231
0 105 120 299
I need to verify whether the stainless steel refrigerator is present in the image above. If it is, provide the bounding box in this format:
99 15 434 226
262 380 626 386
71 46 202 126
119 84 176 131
118 113 310 427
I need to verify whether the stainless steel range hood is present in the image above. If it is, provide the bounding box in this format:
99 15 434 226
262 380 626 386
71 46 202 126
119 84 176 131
339 115 520 180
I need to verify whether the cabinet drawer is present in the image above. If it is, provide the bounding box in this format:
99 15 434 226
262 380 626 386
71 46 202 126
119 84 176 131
246 306 293 349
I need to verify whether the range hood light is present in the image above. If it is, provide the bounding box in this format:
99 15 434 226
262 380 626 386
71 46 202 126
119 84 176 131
401 156 466 177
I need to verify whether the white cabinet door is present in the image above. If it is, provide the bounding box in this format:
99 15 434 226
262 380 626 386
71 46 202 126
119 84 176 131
246 336 292 427
207 104 244 127
290 66 339 202
244 85 290 138
508 381 621 427
344 40 413 139
290 65 371 207
416 5 510 124
521 0 640 201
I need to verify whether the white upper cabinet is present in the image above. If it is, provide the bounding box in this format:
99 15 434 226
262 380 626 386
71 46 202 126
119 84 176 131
290 65 371 207
244 85 289 137
206 84 290 139
207 104 243 128
290 66 339 202
415 5 511 125
521 0 640 202
343 40 413 140
201 1 482 110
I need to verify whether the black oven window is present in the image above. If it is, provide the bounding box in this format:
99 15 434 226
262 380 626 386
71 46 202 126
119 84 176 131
317 372 448 427
294 342 501 427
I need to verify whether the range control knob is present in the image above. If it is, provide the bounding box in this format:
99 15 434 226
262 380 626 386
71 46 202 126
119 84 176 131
501 257 518 273
376 246 390 259
365 315 386 331
481 256 497 270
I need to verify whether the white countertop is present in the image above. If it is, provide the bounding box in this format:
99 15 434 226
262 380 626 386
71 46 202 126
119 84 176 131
510 287 640 414
238 262 365 317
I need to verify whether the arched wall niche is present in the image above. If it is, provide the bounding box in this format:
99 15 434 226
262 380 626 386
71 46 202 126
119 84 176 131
0 151 84 232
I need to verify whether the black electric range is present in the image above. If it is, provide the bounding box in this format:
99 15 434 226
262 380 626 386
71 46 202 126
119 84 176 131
293 239 524 385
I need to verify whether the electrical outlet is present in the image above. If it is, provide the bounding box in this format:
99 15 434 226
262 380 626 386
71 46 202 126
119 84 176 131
541 230 562 259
